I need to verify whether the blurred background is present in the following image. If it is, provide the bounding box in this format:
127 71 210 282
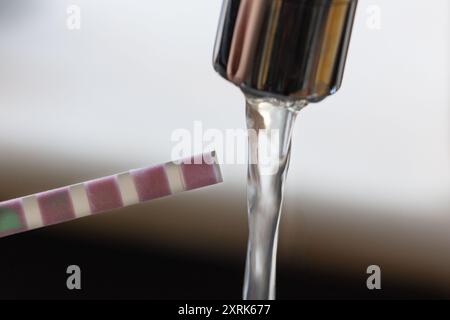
0 0 449 299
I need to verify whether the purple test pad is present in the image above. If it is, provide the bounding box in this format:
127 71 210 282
37 187 75 225
85 176 123 214
181 152 222 190
131 165 171 201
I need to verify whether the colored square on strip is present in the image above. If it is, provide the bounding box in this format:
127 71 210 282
181 154 220 191
0 199 26 237
131 165 171 201
85 176 123 214
37 187 76 225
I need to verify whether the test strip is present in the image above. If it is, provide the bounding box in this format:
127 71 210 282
0 151 223 238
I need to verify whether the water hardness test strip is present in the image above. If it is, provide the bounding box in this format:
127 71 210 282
0 152 223 238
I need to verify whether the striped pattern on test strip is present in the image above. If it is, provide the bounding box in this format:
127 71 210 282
0 152 223 239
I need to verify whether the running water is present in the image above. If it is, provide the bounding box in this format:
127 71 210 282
243 94 307 300
212 0 358 300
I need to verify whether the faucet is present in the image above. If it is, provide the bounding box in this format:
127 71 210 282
213 0 359 300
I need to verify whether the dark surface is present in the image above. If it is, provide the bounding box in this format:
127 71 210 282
0 230 444 300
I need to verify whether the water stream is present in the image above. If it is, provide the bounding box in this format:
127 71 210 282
243 94 307 300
